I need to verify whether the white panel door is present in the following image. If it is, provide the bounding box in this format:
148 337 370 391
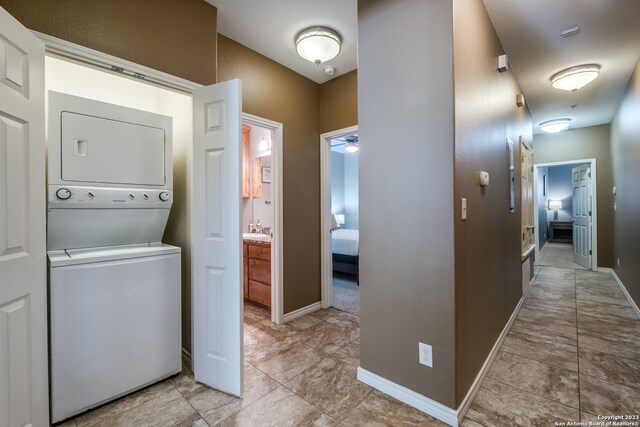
0 7 48 427
192 80 243 395
572 164 592 269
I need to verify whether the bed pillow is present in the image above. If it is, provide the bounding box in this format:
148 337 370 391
331 215 340 231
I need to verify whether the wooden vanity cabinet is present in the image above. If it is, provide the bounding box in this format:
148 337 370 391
243 240 271 308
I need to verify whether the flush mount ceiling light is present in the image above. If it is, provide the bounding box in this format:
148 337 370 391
550 64 600 92
295 26 342 65
540 118 571 133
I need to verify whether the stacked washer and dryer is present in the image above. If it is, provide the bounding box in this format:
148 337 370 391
47 92 181 423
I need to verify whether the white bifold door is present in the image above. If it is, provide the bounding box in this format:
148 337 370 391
191 80 244 395
572 164 592 269
0 6 49 427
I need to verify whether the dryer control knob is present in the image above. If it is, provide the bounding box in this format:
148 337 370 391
56 188 72 200
159 192 170 202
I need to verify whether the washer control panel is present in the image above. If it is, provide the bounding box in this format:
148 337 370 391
49 186 172 208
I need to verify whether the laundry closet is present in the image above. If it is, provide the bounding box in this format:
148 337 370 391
45 55 191 423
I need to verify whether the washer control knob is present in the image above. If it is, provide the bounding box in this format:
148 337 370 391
56 188 72 200
143 193 149 200
129 193 135 199
159 192 170 202
88 191 95 198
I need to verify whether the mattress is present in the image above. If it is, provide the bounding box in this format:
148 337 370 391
332 229 359 257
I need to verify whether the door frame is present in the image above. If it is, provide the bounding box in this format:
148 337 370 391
320 125 358 309
533 158 598 270
242 113 284 324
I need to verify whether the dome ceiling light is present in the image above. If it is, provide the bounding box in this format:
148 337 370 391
295 26 342 65
540 118 571 133
550 64 600 92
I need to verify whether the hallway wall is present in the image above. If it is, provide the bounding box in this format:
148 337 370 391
611 58 640 307
533 125 614 267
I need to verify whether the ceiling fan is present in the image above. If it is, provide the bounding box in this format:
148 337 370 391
331 135 359 152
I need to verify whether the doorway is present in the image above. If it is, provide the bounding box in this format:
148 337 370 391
320 126 359 313
241 114 284 325
533 158 598 270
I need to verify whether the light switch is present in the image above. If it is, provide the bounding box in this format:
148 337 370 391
461 198 467 220
480 171 490 186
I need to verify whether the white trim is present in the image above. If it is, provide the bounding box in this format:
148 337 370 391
181 348 192 371
320 125 359 309
611 270 640 320
456 285 531 424
533 158 598 270
283 302 322 323
34 31 203 93
357 368 458 427
242 113 284 325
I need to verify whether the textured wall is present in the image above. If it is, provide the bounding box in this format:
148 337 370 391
453 0 532 406
533 124 614 267
358 0 456 408
319 70 358 133
0 0 217 85
610 59 640 307
217 35 322 314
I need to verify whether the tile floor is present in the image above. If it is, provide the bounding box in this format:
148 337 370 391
57 264 640 427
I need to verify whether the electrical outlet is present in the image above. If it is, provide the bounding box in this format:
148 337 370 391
419 342 433 368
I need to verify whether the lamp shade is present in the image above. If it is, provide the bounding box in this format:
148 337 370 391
548 200 562 210
295 26 342 65
334 214 345 225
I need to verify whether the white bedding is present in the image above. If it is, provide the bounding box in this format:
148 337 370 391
331 229 359 257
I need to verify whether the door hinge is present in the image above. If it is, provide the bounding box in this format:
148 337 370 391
589 211 592 216
588 172 591 178
589 250 592 255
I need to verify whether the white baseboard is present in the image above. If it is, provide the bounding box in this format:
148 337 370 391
283 302 322 323
456 284 531 424
611 270 640 320
598 267 612 273
356 367 458 426
181 348 192 371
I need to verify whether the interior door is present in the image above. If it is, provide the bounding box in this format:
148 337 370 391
520 138 535 255
191 79 243 395
0 7 49 427
572 164 592 269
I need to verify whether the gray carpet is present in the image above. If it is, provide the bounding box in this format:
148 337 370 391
332 272 360 315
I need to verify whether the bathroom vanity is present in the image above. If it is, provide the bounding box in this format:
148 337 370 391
243 236 271 308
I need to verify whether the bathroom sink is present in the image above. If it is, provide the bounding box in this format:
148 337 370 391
243 233 271 242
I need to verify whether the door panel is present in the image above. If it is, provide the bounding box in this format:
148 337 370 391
0 6 48 427
192 80 243 395
572 164 591 269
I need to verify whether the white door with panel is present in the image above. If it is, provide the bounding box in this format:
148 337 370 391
0 7 48 427
192 80 243 395
572 164 592 269
520 138 535 255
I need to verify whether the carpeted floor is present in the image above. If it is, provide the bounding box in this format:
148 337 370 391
332 272 360 315
536 242 587 269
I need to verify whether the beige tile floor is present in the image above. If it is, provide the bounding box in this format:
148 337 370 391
57 262 640 427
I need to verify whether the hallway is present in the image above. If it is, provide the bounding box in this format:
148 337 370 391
56 266 639 426
464 266 640 426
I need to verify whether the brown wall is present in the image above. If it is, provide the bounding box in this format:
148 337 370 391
217 35 322 314
319 70 358 133
358 0 457 408
610 59 640 306
533 125 614 267
0 0 217 85
453 0 532 405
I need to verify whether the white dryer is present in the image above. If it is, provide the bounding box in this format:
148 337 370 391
47 92 181 423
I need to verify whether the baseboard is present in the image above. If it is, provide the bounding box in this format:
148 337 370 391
456 284 531 424
598 267 612 273
181 348 192 371
611 270 640 320
282 302 322 323
356 367 458 426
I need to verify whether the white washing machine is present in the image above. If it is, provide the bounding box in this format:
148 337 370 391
47 92 181 423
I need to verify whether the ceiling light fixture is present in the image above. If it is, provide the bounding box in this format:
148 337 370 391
345 137 359 153
550 64 600 92
540 118 571 133
295 26 342 65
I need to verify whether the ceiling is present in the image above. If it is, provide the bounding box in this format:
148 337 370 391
209 0 640 134
207 0 357 84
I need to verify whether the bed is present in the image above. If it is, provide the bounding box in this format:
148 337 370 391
331 228 359 277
